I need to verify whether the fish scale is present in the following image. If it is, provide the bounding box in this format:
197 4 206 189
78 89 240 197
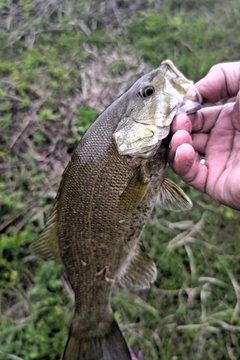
30 60 202 360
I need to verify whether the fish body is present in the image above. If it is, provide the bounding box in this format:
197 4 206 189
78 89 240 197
31 60 202 360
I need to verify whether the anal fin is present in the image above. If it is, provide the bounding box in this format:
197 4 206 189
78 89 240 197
30 204 62 265
117 244 157 290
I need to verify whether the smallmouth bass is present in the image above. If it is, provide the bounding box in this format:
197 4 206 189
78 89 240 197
31 60 202 360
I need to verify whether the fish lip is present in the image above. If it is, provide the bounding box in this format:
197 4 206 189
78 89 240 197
177 87 203 115
184 98 202 114
185 101 202 115
185 88 203 106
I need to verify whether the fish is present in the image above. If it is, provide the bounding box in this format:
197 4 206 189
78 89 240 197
30 60 202 360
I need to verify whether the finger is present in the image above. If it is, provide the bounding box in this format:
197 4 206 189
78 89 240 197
171 113 192 134
192 133 209 154
168 130 192 165
172 144 208 193
196 62 240 103
191 105 230 133
232 90 240 131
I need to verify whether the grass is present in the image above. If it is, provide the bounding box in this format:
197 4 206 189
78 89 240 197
1 0 240 359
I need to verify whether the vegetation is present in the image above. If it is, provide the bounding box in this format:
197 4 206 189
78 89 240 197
1 0 240 359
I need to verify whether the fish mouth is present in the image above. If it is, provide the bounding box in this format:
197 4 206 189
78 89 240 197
178 87 203 115
159 59 203 116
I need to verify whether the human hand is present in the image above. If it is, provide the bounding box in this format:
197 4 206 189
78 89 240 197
168 62 240 210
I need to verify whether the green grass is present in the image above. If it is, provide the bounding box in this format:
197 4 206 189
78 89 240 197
1 0 240 359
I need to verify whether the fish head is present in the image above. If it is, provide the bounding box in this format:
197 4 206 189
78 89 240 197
113 59 202 158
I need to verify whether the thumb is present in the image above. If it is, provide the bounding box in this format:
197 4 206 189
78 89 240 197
196 62 240 104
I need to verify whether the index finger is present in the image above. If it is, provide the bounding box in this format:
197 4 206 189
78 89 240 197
191 103 233 133
171 105 223 135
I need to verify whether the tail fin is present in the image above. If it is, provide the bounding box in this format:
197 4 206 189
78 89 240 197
63 316 131 360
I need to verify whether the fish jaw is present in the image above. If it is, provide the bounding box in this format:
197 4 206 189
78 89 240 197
113 59 202 158
160 59 202 115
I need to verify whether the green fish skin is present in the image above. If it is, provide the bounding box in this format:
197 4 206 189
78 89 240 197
30 60 202 360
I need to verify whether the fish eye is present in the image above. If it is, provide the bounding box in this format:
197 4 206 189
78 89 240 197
139 85 155 98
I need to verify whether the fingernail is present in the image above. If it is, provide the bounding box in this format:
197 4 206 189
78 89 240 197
169 133 176 149
174 147 179 162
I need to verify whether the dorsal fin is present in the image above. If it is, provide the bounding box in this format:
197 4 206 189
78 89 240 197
117 243 157 290
30 202 63 265
158 177 192 212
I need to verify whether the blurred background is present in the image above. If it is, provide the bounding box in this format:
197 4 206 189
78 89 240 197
1 0 240 359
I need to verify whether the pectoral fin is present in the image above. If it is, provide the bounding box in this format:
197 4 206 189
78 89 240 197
30 204 63 265
158 177 192 211
119 168 149 210
117 244 157 289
